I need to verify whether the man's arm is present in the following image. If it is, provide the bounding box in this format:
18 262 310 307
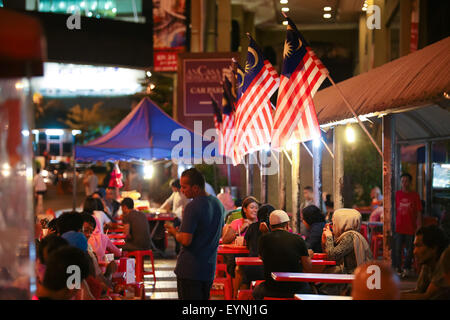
165 224 193 247
301 256 313 273
401 282 439 300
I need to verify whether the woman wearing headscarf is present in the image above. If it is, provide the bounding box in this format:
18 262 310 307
319 208 372 295
302 205 326 254
322 208 372 273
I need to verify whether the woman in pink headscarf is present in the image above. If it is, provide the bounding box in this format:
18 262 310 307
82 214 122 262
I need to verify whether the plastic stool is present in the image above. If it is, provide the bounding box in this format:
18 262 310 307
126 250 156 285
371 234 383 259
210 263 233 300
237 289 254 300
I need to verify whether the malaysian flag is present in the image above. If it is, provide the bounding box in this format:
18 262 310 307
233 35 279 164
221 77 237 161
271 17 328 149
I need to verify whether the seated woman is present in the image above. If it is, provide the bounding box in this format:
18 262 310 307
221 196 259 278
319 208 372 295
302 205 326 254
82 213 122 262
83 196 112 234
233 204 275 298
222 196 259 244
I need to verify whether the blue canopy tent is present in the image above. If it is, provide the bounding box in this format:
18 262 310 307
75 97 213 162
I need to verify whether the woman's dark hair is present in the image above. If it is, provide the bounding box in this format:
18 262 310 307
56 211 84 234
416 225 449 259
37 234 68 264
302 205 325 225
81 213 97 230
171 179 181 189
241 196 259 219
94 198 105 211
257 204 275 225
83 196 98 215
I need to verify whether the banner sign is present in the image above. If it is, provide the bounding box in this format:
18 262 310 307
183 58 234 116
153 0 188 72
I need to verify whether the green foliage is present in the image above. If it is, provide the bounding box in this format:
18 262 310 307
139 72 174 116
343 125 382 207
62 102 129 145
194 164 228 194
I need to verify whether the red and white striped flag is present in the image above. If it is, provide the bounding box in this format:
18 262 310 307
233 36 279 164
271 18 328 149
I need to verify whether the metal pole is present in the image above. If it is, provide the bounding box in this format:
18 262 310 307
246 154 254 196
260 150 268 203
382 114 395 264
333 126 344 210
313 140 324 213
291 143 301 233
278 150 286 211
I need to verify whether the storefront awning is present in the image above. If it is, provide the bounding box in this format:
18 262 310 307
314 37 450 126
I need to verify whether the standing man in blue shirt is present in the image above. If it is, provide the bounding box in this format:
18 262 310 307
165 168 225 300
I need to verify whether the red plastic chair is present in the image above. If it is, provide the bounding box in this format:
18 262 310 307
360 224 368 242
371 234 383 259
125 250 156 285
210 263 233 300
237 289 254 300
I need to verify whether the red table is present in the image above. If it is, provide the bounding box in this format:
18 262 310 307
313 253 327 260
217 245 249 255
271 272 355 284
235 257 336 266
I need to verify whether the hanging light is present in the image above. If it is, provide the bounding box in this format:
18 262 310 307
144 162 154 179
346 125 356 143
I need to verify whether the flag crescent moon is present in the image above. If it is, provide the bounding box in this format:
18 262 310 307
248 47 259 70
237 69 245 88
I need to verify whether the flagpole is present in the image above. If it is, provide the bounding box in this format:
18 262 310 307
326 75 383 157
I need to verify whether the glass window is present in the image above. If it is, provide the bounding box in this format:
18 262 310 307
49 143 60 156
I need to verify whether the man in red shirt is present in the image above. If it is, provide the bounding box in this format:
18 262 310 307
393 173 423 278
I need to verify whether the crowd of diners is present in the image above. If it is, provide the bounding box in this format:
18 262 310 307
219 195 450 300
33 167 450 300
